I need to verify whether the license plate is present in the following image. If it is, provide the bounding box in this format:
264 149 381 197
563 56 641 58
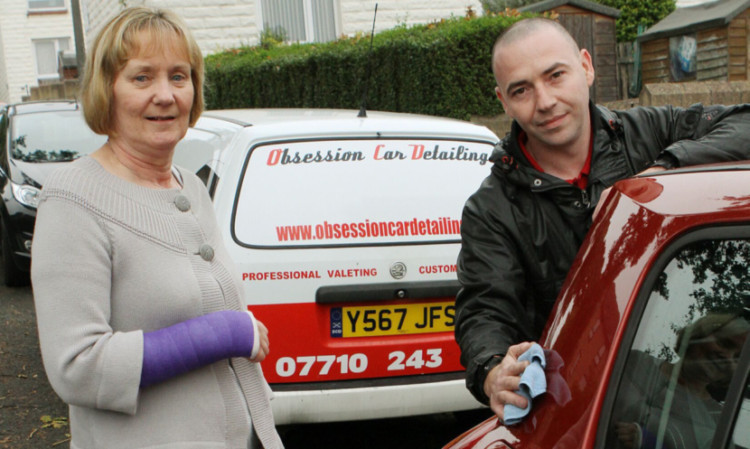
330 301 455 338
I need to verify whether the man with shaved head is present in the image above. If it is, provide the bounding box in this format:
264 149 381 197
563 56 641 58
455 17 750 421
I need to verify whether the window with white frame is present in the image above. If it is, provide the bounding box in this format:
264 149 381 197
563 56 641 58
260 0 338 43
28 0 66 11
33 38 70 82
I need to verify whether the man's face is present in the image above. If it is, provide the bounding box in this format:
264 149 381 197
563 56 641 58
493 26 595 152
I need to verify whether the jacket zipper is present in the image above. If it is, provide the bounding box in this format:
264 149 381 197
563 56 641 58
581 189 590 208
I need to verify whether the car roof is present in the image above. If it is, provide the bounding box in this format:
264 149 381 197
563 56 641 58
199 108 499 140
624 163 750 216
7 100 80 116
204 108 467 126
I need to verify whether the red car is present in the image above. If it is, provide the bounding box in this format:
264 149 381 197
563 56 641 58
444 164 750 449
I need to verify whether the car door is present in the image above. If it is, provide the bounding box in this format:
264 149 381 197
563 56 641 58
597 226 750 449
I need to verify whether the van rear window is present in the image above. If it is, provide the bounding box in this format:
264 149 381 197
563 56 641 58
232 138 495 248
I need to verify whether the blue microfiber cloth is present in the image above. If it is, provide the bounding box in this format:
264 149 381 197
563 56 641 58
503 343 547 425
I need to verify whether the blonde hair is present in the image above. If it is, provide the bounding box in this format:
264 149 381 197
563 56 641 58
80 7 204 135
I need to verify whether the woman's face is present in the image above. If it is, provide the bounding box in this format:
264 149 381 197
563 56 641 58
683 329 747 385
110 30 194 158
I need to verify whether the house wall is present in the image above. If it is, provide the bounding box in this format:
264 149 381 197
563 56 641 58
697 27 729 81
641 38 670 84
83 0 263 56
728 9 749 81
337 0 481 37
83 0 482 56
642 27 731 84
0 23 9 103
2 0 482 104
640 13 750 86
0 1 76 104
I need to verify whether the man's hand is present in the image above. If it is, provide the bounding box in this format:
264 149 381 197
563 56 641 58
483 341 534 420
250 320 270 362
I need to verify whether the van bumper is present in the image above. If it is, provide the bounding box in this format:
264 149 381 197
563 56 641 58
270 378 481 424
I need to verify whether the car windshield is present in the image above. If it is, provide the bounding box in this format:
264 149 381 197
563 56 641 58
10 110 106 163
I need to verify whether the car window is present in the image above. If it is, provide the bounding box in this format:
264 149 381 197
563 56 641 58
604 238 750 449
10 110 106 162
174 126 224 177
232 138 495 248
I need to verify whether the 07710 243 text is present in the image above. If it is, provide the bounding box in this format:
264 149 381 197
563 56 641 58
274 349 443 378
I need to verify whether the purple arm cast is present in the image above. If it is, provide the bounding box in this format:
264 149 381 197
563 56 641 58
140 310 255 387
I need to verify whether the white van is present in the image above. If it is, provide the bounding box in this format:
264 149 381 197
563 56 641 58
177 109 499 425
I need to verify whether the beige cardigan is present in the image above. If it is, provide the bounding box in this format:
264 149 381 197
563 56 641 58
31 157 283 449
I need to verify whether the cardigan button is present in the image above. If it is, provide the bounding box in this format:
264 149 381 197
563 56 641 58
199 244 215 261
174 195 191 212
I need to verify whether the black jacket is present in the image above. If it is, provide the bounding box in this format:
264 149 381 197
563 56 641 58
455 102 750 404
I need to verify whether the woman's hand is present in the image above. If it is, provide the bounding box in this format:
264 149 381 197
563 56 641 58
250 320 270 362
614 422 641 449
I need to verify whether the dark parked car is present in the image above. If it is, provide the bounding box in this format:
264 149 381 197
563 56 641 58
444 164 750 449
0 101 106 286
0 100 222 287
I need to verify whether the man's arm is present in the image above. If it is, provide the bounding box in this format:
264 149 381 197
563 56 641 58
455 185 536 405
617 103 750 171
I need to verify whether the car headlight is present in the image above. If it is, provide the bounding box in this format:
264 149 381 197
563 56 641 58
11 182 41 209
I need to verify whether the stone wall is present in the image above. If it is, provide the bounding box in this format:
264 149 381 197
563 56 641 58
637 80 750 107
471 80 750 139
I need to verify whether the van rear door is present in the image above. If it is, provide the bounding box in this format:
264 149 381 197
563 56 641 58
229 135 495 386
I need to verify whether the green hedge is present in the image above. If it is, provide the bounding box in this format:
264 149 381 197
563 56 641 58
596 0 675 42
204 13 534 120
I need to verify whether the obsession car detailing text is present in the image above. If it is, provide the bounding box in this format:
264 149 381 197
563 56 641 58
266 144 489 166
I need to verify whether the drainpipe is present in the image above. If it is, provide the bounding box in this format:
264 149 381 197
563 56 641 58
70 0 86 78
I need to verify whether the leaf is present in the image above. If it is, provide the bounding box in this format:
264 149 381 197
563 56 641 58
40 415 68 429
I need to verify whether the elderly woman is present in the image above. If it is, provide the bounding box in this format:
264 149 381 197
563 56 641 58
31 7 283 449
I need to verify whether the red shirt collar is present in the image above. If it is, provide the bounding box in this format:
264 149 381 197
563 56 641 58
517 131 592 189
